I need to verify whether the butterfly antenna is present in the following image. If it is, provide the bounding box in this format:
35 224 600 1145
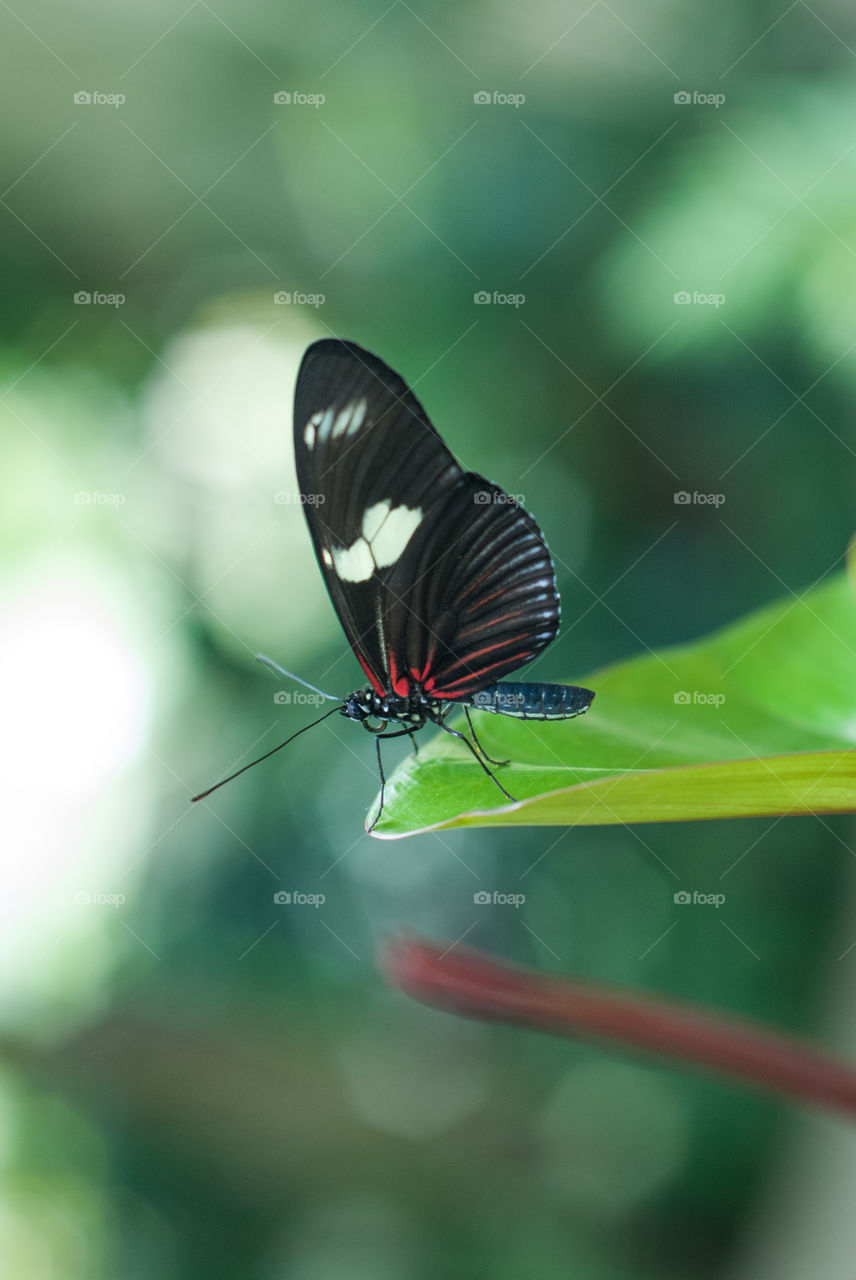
191 705 343 803
256 653 339 701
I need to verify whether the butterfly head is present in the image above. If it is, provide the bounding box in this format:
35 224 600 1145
342 686 439 733
342 689 377 723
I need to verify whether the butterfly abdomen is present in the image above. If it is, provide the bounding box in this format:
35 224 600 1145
468 682 594 720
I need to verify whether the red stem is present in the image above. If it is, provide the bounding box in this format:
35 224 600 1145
380 935 856 1120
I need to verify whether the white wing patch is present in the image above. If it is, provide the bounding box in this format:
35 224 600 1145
370 503 423 567
330 500 423 583
331 539 375 582
331 397 368 439
303 409 330 449
303 397 370 445
360 500 391 544
304 399 369 451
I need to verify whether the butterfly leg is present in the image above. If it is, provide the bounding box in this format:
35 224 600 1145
366 723 423 831
432 716 516 803
464 707 509 768
367 733 386 833
408 731 419 756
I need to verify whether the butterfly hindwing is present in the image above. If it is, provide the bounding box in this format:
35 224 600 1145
382 475 560 698
294 339 560 700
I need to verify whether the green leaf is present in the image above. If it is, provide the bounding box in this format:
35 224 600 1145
371 567 856 838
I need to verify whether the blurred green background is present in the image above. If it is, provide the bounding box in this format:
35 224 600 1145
3 1 856 1276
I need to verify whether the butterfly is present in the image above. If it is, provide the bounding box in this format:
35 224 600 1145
193 339 594 830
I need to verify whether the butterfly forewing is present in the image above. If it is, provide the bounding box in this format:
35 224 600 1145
294 339 560 700
295 340 461 691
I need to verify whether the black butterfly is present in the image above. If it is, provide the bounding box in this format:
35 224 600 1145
193 339 594 829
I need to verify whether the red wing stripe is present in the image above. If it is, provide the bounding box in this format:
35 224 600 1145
444 637 525 664
454 563 497 603
388 650 409 698
455 610 527 640
357 654 384 695
435 650 536 691
464 585 508 612
435 652 537 695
